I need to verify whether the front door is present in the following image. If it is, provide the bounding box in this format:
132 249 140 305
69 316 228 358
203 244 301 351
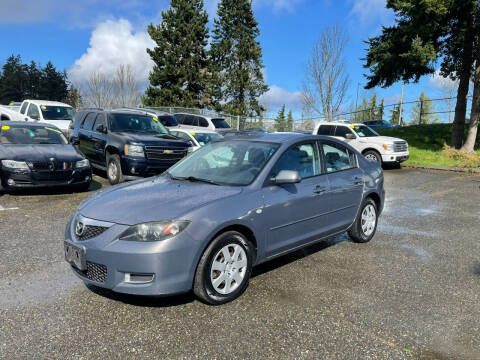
90 114 108 165
262 141 332 257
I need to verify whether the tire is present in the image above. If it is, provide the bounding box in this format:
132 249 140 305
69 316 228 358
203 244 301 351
194 231 254 305
106 154 123 185
363 150 382 165
348 198 378 243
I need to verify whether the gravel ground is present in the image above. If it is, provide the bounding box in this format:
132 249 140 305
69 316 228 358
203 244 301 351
0 169 479 359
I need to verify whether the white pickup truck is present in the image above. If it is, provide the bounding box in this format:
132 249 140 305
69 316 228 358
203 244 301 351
0 100 74 134
312 122 409 165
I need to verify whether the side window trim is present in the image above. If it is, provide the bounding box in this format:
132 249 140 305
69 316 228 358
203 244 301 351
20 102 29 114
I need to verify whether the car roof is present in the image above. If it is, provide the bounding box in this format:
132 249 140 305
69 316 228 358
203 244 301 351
24 100 72 107
218 131 332 144
1 121 62 129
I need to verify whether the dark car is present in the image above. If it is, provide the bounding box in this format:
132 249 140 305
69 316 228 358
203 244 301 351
70 109 190 185
362 120 393 129
0 122 92 191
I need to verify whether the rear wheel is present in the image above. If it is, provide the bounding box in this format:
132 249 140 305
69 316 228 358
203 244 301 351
194 231 253 305
107 154 123 185
348 198 378 243
363 150 382 165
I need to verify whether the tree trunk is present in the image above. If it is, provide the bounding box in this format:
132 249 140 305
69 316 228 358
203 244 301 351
450 71 471 149
461 58 480 153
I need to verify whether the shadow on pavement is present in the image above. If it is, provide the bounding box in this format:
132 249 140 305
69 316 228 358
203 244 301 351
473 263 480 276
3 179 103 196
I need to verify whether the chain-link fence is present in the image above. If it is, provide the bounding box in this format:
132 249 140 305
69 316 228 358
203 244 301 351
141 95 473 133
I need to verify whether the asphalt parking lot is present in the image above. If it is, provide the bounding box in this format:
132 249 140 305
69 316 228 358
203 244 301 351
0 168 479 359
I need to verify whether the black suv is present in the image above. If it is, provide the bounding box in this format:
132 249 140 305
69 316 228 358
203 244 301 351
70 109 190 184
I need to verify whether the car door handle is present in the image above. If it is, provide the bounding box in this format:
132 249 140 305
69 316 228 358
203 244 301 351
313 185 327 194
352 176 364 186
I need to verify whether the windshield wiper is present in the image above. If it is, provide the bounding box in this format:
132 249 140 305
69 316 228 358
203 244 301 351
182 176 221 186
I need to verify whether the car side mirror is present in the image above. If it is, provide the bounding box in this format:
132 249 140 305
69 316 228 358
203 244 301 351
345 133 355 139
97 125 107 134
273 170 301 185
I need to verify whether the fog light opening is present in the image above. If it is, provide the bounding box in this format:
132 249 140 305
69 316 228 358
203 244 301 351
131 167 136 174
7 179 15 186
85 176 91 181
124 273 154 284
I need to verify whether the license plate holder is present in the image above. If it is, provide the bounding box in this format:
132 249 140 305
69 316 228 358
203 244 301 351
64 242 86 271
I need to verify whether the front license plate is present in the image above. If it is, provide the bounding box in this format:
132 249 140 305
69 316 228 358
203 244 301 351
64 242 86 271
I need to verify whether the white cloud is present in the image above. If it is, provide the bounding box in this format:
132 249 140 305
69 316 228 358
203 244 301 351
429 70 459 90
349 0 393 25
259 85 303 112
205 0 303 19
68 19 155 84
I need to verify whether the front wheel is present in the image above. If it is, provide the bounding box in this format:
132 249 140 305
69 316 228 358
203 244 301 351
348 198 378 243
194 231 254 305
363 150 382 165
107 154 123 185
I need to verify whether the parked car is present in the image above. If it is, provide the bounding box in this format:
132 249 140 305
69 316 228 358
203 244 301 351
173 113 231 132
362 120 393 129
64 132 384 304
0 122 91 191
169 128 223 151
313 122 409 165
70 109 190 185
0 100 74 133
116 108 179 128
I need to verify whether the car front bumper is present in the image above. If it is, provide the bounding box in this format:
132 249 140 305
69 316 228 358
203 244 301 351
381 151 409 163
120 156 184 178
64 216 199 296
2 167 92 188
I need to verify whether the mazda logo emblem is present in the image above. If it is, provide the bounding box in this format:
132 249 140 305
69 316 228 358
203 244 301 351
75 221 85 236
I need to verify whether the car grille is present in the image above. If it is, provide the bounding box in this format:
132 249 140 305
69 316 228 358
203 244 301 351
144 146 187 161
393 141 408 152
73 261 107 283
76 225 108 241
29 161 72 170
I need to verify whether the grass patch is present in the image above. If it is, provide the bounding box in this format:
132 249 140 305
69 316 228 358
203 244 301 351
377 124 480 168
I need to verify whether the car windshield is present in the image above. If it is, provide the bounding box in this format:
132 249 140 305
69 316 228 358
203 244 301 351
109 114 169 134
168 140 280 186
0 124 67 145
40 106 74 120
192 132 223 146
212 118 231 129
352 125 379 137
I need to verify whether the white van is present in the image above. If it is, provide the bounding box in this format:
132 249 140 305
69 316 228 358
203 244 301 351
173 113 231 132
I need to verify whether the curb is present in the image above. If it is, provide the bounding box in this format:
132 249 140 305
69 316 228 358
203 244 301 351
402 163 480 173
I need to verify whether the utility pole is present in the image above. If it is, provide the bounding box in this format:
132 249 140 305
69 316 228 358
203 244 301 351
398 81 404 126
419 99 424 125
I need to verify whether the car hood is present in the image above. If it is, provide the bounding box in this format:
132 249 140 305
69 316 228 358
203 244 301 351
359 136 406 144
112 132 188 147
79 176 243 225
0 144 84 162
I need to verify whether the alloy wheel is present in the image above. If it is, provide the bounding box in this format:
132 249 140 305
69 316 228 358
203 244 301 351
361 204 376 236
210 244 248 295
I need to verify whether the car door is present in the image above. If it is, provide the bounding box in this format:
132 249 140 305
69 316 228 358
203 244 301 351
262 141 332 257
26 104 41 122
333 125 358 146
90 113 108 165
320 140 364 233
78 112 97 160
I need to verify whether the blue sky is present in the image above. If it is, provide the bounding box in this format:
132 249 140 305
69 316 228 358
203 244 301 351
0 0 457 119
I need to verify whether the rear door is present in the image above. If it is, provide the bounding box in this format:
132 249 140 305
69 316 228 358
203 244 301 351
262 141 332 257
90 113 108 165
320 140 363 233
78 112 97 159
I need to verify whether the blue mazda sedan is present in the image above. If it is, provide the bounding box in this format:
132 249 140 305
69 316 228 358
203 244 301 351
65 133 384 304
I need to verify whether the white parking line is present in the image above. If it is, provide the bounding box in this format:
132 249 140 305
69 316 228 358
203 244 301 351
0 205 19 211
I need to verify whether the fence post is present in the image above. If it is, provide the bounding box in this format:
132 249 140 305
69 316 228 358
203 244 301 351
418 100 423 125
237 115 240 131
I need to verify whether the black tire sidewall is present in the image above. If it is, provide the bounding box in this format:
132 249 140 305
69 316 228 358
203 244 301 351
199 232 253 304
356 199 378 242
364 150 382 165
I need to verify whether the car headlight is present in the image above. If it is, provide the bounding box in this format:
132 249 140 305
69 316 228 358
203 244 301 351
75 159 90 168
124 144 145 157
1 160 29 170
382 144 394 152
118 220 190 242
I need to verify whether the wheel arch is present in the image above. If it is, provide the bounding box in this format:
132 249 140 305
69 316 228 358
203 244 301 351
361 147 381 156
105 145 120 157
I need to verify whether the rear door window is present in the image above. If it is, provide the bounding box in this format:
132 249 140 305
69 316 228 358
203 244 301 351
321 142 356 173
27 104 40 118
174 114 185 124
20 102 29 114
212 118 230 129
198 117 209 127
81 112 97 130
317 125 335 136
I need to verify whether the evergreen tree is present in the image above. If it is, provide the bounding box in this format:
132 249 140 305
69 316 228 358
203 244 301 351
144 0 209 108
287 110 294 131
25 61 42 99
39 62 68 101
274 105 287 131
210 0 268 129
0 55 27 104
410 92 439 124
376 99 384 120
364 0 479 148
63 86 83 110
389 104 401 125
